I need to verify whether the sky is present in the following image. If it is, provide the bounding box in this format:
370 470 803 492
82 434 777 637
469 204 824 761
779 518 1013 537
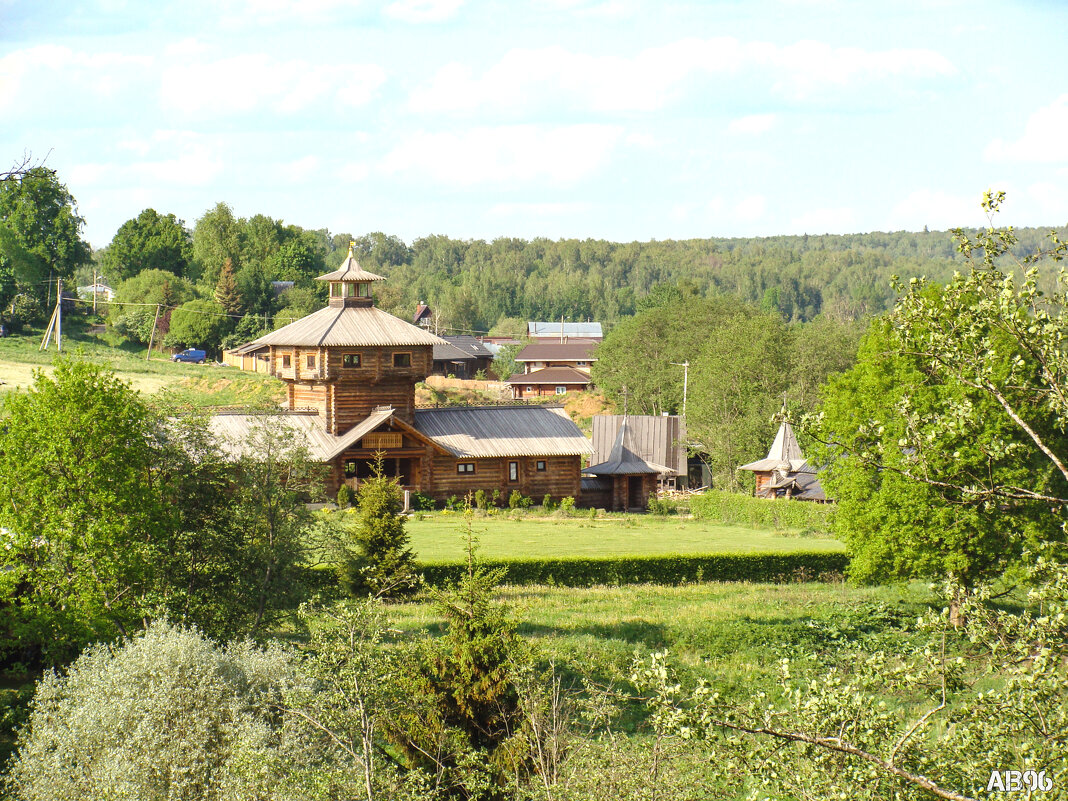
2 0 1067 249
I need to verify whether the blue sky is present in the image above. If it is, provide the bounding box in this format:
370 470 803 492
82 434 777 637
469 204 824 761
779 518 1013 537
2 0 1066 248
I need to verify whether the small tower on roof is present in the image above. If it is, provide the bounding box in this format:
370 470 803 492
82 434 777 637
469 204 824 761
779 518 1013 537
319 241 387 308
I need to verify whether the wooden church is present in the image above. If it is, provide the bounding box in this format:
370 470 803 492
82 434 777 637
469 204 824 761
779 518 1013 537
210 247 592 503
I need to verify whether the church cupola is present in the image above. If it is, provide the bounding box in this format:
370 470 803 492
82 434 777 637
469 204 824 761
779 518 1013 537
317 242 387 308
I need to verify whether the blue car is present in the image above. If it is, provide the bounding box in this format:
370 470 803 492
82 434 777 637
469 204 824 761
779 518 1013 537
172 349 207 364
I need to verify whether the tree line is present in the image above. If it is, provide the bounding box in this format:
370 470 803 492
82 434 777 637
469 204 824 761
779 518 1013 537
3 164 1064 355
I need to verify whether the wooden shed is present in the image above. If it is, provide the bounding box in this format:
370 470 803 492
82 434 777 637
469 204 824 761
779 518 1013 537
580 416 673 511
737 419 828 502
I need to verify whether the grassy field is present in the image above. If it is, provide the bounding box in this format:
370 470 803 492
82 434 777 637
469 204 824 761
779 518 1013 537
362 511 845 561
0 320 285 407
381 578 932 692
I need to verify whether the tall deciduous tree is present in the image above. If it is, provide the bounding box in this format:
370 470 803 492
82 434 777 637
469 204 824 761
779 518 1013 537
809 192 1068 586
0 358 166 662
193 201 243 289
99 208 194 282
166 298 232 353
0 167 90 305
687 311 792 490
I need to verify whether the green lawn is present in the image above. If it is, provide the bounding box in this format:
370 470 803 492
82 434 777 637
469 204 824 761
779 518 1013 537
401 511 844 561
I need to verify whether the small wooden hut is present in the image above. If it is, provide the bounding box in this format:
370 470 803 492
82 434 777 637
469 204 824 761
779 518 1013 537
737 419 827 501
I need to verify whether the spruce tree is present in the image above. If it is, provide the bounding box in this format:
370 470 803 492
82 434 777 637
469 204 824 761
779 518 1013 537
213 257 243 316
345 458 418 598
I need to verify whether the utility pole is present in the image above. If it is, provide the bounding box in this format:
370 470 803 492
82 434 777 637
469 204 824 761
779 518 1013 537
40 278 62 351
670 361 689 420
145 303 161 361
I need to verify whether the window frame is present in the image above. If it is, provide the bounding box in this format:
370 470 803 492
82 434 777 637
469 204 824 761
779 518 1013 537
282 354 292 369
508 461 518 482
457 462 475 474
306 354 316 369
536 460 546 472
393 352 412 368
343 353 362 368
555 386 567 395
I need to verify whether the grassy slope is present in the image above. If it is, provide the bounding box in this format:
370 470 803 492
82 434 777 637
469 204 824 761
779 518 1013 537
383 511 844 561
0 321 285 407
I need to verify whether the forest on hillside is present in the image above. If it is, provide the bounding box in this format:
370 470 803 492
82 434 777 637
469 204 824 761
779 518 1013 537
4 167 1066 350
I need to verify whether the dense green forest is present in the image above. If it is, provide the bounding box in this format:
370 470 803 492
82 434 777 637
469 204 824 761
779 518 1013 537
5 168 1065 350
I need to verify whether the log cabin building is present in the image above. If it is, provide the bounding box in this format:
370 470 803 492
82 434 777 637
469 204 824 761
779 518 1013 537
737 418 827 502
580 416 674 511
211 247 592 503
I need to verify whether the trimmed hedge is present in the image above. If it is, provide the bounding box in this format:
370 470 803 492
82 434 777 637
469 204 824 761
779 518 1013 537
416 551 847 588
689 490 833 533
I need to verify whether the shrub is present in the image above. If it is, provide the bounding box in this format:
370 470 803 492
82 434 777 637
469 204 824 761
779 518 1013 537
7 622 304 801
690 489 832 534
559 496 576 515
473 489 488 510
647 495 678 516
509 489 529 509
336 483 351 509
542 494 555 512
410 491 436 511
418 551 849 588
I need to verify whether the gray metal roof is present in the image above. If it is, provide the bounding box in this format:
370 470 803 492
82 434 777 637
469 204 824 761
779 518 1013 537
251 304 446 348
443 335 494 358
206 411 347 462
433 336 493 362
528 321 603 338
584 416 674 476
591 415 686 476
413 406 594 458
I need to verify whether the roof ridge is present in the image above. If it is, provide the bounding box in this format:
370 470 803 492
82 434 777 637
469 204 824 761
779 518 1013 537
316 305 346 347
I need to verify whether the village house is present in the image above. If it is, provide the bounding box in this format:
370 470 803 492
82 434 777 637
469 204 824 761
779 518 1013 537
737 418 828 502
213 247 592 503
504 366 593 399
514 340 597 373
430 335 496 379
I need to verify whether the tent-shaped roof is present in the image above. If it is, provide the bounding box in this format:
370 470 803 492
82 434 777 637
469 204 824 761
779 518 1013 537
316 246 387 283
250 304 446 348
583 416 674 476
739 419 809 473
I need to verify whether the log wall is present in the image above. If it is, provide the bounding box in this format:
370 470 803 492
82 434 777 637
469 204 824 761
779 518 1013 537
424 454 581 503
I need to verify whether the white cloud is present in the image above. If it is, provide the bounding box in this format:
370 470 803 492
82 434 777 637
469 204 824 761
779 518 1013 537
727 113 777 135
408 38 956 115
735 195 767 222
68 130 224 190
885 188 987 231
383 0 463 23
985 94 1068 163
789 206 856 233
236 0 364 20
160 54 386 115
380 124 622 185
0 45 151 110
489 201 592 217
